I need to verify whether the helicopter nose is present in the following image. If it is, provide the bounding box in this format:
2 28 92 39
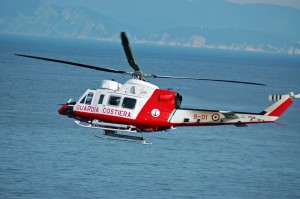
58 104 68 115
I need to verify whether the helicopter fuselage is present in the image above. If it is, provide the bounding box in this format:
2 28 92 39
58 79 294 133
59 79 182 132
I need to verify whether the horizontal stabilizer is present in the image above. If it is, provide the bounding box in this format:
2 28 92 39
220 111 239 119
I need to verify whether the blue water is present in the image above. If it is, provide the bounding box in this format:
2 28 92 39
1 34 300 199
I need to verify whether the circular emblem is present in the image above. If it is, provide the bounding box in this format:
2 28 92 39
212 113 220 121
151 109 160 117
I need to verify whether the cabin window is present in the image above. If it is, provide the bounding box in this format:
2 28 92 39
98 94 105 104
85 92 94 105
122 97 137 109
108 95 121 106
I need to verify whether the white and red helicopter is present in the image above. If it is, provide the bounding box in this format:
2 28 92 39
16 32 299 144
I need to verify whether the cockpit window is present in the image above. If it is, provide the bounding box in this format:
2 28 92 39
85 93 94 105
108 95 121 106
122 97 136 109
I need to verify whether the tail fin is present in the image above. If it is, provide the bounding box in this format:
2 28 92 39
263 92 297 117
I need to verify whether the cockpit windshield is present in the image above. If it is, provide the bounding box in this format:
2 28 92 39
79 91 94 105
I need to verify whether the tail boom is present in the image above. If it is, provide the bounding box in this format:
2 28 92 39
168 92 297 127
168 109 276 127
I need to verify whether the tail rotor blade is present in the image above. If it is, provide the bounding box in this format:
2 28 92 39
121 32 140 72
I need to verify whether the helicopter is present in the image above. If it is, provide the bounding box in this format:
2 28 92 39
16 32 299 144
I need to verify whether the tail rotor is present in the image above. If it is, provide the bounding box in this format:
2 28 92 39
289 92 300 99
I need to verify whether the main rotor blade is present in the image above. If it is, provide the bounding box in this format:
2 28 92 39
15 54 130 75
121 32 140 72
150 75 266 86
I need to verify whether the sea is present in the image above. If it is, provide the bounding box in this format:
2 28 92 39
1 34 300 199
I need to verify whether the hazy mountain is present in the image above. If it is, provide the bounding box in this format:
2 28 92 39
0 2 299 54
105 0 300 40
0 4 141 40
141 28 300 54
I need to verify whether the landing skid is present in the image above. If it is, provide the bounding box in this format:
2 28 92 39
74 120 152 144
95 130 152 145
